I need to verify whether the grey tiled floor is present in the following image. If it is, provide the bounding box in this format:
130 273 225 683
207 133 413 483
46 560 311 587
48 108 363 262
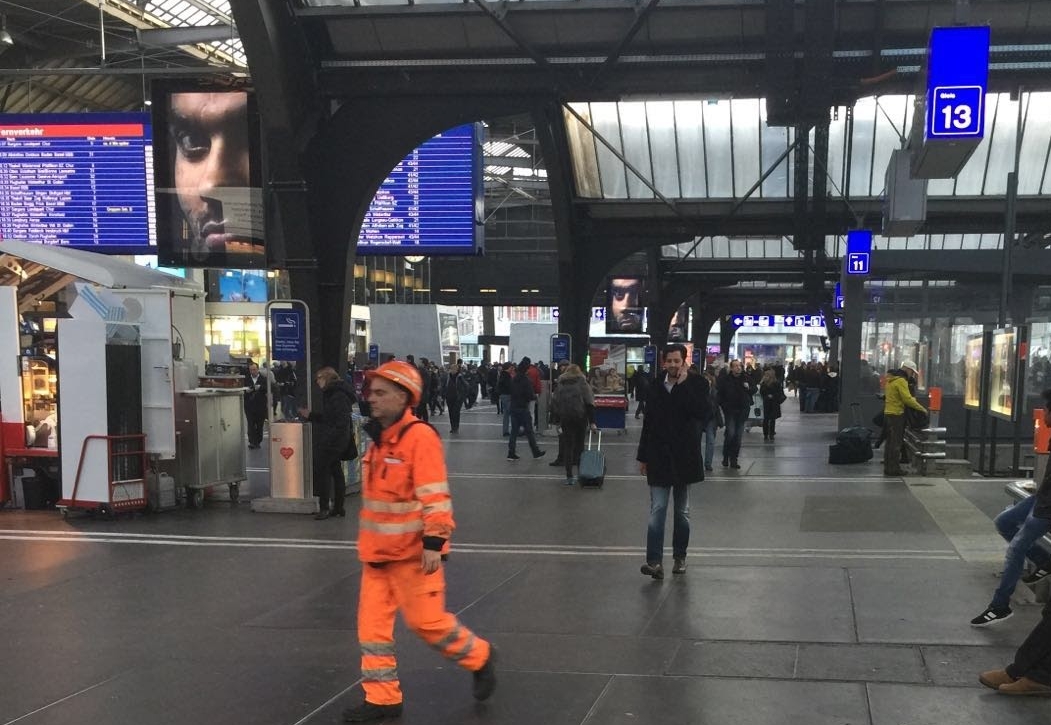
1 400 1048 724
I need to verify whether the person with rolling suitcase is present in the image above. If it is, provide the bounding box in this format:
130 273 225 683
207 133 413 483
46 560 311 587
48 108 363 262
636 344 710 580
552 364 597 485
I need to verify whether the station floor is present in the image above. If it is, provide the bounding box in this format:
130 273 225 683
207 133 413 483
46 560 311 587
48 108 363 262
1 399 1049 725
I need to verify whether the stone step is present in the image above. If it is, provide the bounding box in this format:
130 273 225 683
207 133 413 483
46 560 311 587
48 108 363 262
919 458 973 477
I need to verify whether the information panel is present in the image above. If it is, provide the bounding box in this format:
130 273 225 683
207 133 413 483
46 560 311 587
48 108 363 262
358 124 481 256
270 309 305 362
0 113 155 253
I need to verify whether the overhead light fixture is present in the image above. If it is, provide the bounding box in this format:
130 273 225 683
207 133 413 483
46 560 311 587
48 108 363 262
0 15 13 47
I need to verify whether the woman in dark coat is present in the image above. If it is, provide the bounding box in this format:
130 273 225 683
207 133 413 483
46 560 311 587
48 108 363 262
759 368 784 441
299 366 355 520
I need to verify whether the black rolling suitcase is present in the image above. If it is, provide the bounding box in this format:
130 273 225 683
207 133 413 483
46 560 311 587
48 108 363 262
578 430 606 487
828 403 873 464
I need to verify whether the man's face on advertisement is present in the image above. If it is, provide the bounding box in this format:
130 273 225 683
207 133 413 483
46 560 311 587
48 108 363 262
170 92 253 257
610 278 642 329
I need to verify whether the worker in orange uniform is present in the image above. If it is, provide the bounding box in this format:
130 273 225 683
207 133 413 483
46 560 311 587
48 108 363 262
342 360 496 723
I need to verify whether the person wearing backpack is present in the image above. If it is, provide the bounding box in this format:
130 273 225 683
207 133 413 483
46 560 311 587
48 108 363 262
553 364 597 485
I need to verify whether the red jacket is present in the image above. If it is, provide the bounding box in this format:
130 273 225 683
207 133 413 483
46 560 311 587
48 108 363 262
525 365 542 394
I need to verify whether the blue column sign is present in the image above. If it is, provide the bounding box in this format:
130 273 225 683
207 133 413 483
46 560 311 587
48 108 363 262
271 309 306 361
643 345 657 366
926 26 990 141
691 347 701 366
845 230 872 276
834 282 844 310
550 334 571 364
368 343 380 367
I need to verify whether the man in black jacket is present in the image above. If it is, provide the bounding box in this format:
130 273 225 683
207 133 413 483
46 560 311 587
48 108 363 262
636 344 709 579
717 360 753 469
507 359 545 461
243 362 268 449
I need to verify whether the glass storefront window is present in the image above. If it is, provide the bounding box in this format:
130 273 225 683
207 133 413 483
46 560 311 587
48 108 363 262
205 315 268 362
1029 321 1051 396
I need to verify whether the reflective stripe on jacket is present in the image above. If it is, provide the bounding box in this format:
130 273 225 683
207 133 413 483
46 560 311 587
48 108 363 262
359 409 454 562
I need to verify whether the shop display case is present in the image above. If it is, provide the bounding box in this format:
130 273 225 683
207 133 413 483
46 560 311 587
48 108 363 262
20 356 56 425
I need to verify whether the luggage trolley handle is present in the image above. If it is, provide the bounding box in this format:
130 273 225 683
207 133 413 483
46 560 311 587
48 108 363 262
587 428 602 451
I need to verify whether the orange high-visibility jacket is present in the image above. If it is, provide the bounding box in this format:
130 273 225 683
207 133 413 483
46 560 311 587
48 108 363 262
358 409 454 563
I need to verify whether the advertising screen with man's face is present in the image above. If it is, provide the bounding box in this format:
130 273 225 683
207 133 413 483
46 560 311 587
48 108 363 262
153 87 265 268
606 276 645 334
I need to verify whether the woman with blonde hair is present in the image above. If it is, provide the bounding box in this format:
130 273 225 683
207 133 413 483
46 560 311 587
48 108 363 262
552 364 597 485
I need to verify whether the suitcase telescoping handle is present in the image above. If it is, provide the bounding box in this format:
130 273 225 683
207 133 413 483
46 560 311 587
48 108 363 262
587 428 602 451
850 401 862 427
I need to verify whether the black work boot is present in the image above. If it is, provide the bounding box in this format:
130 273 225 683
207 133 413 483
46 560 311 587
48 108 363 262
342 700 403 722
473 647 498 701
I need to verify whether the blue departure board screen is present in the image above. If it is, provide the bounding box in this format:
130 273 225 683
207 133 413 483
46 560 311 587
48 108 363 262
0 113 155 253
357 123 482 256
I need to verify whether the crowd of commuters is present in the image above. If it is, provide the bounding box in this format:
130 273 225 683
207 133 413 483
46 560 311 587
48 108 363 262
239 344 1051 711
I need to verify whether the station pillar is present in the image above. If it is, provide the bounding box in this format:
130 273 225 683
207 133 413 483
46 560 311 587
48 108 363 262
837 273 865 430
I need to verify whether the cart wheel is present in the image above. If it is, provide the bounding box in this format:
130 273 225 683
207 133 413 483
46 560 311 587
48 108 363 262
229 482 240 503
191 488 204 509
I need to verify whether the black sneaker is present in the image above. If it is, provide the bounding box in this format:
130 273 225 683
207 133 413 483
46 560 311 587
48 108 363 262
640 562 664 580
672 557 687 574
970 606 1013 627
722 458 729 468
343 700 403 722
507 453 520 461
532 449 547 459
548 459 564 466
1023 567 1051 584
730 460 741 469
472 647 497 701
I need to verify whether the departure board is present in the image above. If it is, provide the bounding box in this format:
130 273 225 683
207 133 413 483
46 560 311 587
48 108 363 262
0 113 155 254
357 123 482 256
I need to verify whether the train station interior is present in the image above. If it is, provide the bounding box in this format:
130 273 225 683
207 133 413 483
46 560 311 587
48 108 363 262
2 1 1051 724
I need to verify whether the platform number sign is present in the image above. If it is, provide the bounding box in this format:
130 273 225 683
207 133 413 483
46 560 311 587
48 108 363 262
925 26 990 141
845 230 872 276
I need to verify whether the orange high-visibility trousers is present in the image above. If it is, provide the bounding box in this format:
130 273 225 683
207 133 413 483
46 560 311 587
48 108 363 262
358 558 491 705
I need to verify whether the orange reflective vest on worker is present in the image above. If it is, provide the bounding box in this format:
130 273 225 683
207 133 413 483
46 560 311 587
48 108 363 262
359 408 454 562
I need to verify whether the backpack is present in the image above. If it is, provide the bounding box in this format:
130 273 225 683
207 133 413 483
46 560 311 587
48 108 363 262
554 381 587 422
